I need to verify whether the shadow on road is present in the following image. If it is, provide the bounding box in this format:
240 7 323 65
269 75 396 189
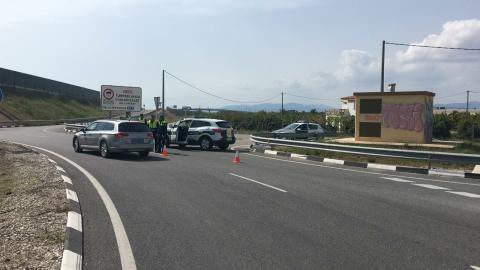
79 151 168 162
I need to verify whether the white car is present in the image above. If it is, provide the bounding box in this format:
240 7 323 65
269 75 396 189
167 118 236 150
272 122 324 139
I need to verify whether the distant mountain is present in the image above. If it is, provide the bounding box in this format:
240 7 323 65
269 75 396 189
221 103 332 112
435 101 480 109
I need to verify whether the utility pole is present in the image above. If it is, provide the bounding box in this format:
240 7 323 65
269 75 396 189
466 90 475 140
381 40 385 92
162 70 165 117
281 92 284 127
466 90 470 113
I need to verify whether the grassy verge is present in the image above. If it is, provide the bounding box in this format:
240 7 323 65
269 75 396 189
0 88 108 120
273 146 475 171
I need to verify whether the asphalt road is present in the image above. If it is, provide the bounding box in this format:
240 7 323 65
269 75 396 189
1 125 480 269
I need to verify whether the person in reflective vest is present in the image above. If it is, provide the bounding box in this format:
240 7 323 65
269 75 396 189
139 113 146 124
148 115 160 152
158 116 168 152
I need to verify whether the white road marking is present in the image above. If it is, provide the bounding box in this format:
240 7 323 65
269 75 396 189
56 165 66 173
323 158 344 165
15 142 137 270
48 158 57 164
367 163 396 171
291 153 307 160
413 184 450 190
428 170 464 177
67 211 82 232
264 150 278 155
245 153 480 187
61 250 82 270
62 175 73 185
229 173 287 193
470 266 480 270
381 177 414 183
446 191 480 198
66 189 79 202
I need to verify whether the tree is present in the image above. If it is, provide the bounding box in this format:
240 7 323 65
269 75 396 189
432 113 452 139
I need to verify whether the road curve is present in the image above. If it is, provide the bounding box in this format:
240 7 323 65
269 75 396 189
1 125 480 269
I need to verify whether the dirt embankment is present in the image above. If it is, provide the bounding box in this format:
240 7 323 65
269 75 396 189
0 142 68 269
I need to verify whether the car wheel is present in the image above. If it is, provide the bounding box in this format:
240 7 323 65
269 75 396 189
199 137 212 151
100 141 110 158
73 137 82 153
139 150 149 158
178 143 186 149
218 142 229 151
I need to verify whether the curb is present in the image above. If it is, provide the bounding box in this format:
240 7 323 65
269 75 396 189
251 145 479 179
47 157 83 270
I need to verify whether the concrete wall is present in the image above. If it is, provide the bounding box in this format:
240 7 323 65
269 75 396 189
0 67 99 102
354 91 435 143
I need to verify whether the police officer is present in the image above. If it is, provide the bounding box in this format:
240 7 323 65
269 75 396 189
139 113 146 124
158 116 168 152
147 115 160 152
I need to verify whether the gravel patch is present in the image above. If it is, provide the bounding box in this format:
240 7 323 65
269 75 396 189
0 142 68 269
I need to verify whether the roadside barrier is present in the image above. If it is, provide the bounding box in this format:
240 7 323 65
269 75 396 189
250 135 480 166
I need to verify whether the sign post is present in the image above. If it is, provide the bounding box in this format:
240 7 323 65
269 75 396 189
154 96 161 119
0 88 4 103
101 85 142 119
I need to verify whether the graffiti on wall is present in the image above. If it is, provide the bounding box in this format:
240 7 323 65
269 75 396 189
382 103 424 132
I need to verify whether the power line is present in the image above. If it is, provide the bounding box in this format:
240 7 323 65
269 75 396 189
435 91 466 100
386 42 480 51
284 92 337 101
164 70 280 104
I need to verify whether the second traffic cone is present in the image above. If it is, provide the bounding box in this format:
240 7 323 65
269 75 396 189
161 146 168 157
232 150 240 163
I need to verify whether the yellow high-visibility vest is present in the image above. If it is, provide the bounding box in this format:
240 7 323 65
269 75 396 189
148 120 158 128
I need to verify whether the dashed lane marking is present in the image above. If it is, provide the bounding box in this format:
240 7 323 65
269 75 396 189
246 153 480 187
229 173 288 193
381 177 414 183
56 165 66 173
413 184 450 190
446 191 480 198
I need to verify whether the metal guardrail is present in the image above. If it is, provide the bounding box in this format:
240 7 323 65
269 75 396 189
64 123 88 132
250 135 480 164
254 131 350 140
0 117 102 128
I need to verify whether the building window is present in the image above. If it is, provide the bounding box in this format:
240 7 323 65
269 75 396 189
359 122 381 137
359 99 382 114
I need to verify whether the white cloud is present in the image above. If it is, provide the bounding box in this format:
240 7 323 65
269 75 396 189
281 19 480 102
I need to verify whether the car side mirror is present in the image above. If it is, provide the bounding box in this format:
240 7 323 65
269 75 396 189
80 128 86 133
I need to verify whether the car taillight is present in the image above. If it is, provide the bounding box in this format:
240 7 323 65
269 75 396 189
147 132 154 138
212 128 222 133
115 132 129 138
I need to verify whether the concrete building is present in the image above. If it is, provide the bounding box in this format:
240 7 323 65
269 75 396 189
354 91 435 143
341 96 356 116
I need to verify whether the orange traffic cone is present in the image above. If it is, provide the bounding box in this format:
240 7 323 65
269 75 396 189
232 150 240 163
161 146 168 157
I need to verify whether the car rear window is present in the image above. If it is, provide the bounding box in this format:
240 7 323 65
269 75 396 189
216 121 231 128
118 122 150 132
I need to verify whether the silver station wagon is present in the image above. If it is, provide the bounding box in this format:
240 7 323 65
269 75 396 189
72 120 154 158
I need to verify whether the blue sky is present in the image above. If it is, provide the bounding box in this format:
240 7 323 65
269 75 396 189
1 0 479 108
